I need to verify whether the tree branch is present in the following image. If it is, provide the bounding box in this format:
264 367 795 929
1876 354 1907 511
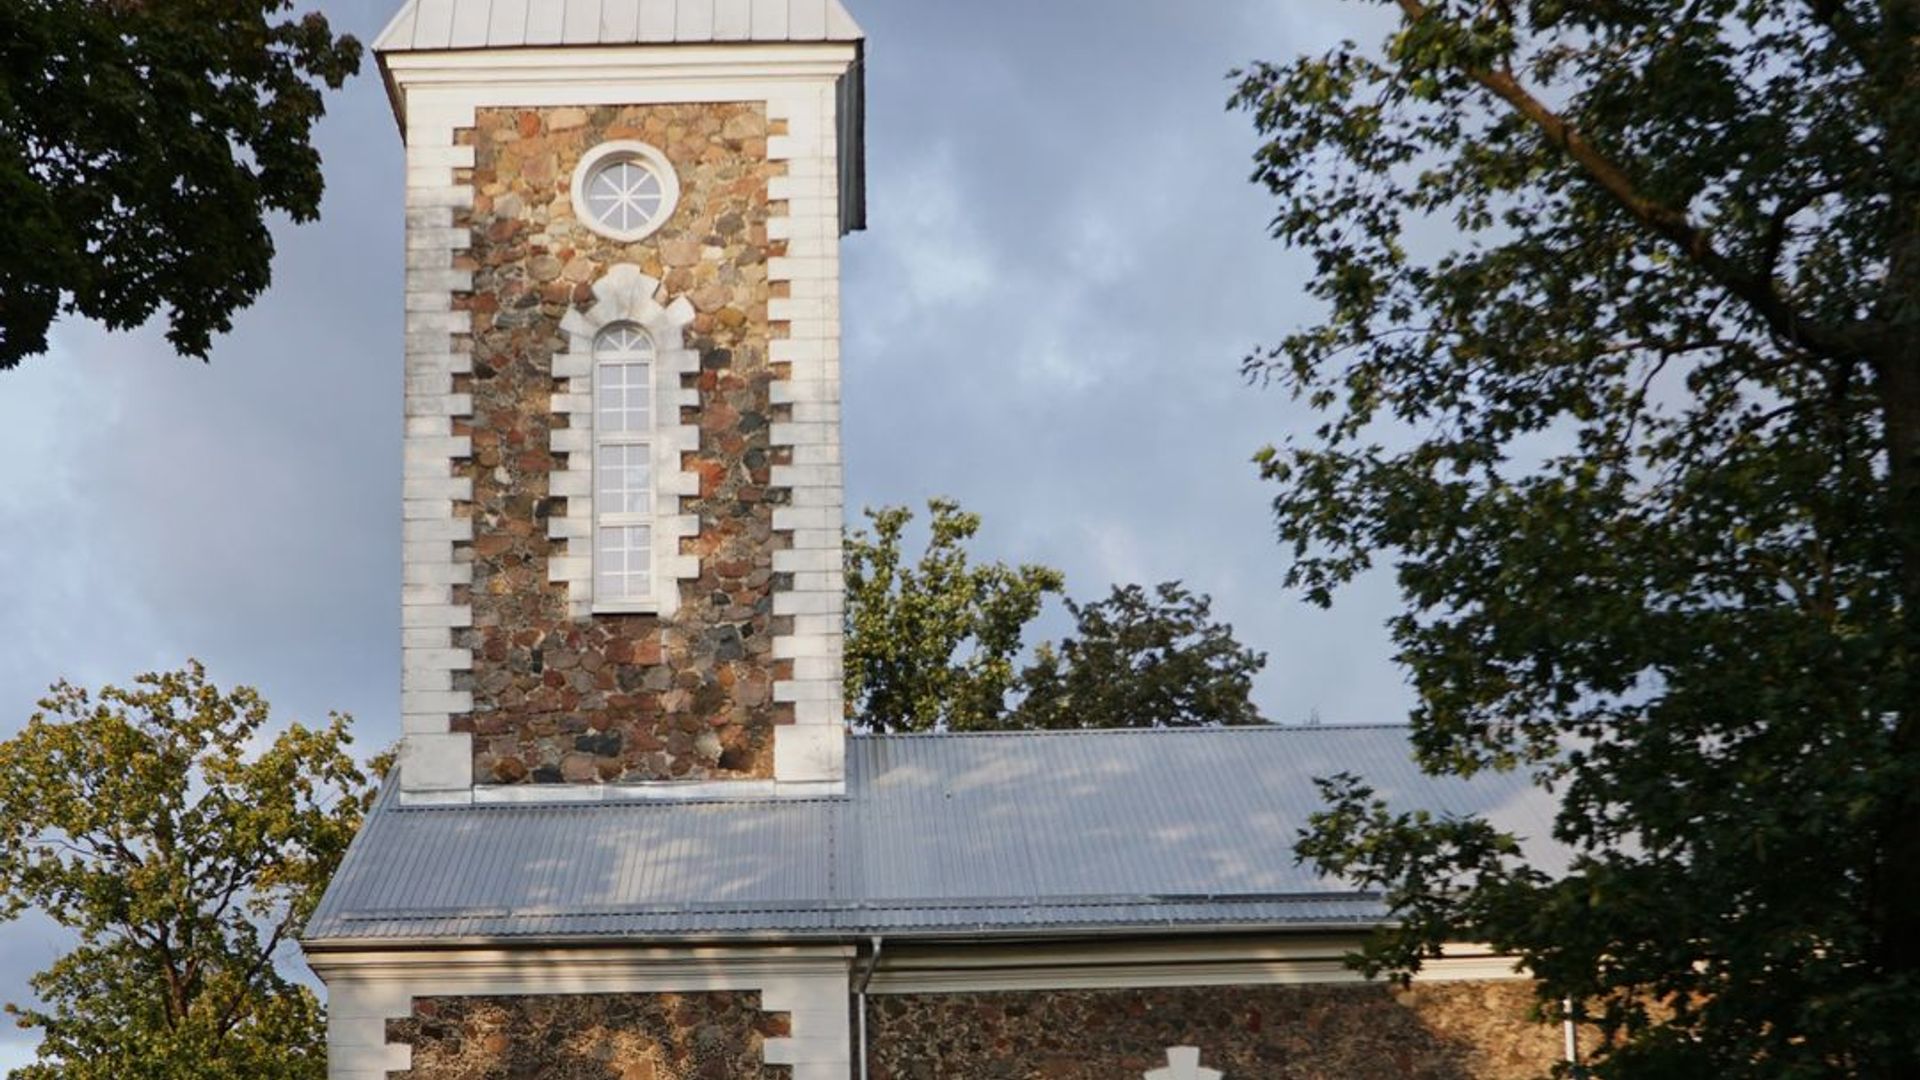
215 917 290 1043
1803 0 1877 68
144 922 187 1029
1761 183 1843 278
1394 0 1877 365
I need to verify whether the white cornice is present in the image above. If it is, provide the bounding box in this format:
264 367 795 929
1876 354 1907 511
308 943 853 984
386 42 859 77
382 44 859 130
864 938 1528 994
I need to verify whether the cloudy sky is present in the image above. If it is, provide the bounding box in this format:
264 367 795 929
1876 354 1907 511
0 0 1408 1062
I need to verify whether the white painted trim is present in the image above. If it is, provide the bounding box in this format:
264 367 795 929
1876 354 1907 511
397 119 477 796
863 939 1529 995
312 937 1522 1080
764 82 847 784
570 139 681 242
313 945 854 1080
309 942 852 982
548 263 702 619
1145 1047 1222 1080
384 43 859 82
393 777 846 806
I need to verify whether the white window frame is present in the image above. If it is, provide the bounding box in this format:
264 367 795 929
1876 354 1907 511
570 140 681 243
591 323 662 613
550 264 701 621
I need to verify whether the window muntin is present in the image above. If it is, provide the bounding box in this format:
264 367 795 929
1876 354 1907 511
594 328 653 434
569 141 680 243
595 444 651 514
595 524 653 606
592 322 657 607
583 158 667 236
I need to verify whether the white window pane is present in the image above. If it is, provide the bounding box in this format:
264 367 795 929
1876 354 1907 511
592 323 660 607
594 324 655 358
586 160 668 234
597 324 653 355
595 359 656 430
596 525 652 601
596 360 651 434
596 445 651 514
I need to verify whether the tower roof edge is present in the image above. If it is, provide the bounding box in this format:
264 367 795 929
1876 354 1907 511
374 0 864 55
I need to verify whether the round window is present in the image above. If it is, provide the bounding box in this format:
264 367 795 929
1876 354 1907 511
570 141 680 243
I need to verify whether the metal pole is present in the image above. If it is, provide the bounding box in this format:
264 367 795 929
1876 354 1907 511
1562 997 1581 1075
856 936 884 1080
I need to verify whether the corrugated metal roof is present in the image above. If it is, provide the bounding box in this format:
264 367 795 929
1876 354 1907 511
375 0 863 53
306 726 1563 944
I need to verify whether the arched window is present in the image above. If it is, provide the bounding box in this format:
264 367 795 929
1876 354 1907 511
593 322 656 607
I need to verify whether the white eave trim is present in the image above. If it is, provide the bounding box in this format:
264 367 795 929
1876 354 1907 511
306 942 854 980
863 938 1530 994
382 42 862 88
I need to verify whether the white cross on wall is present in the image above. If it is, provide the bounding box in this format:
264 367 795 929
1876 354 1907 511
1144 1046 1224 1080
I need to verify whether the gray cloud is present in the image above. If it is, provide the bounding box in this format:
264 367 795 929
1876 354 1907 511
841 0 1409 719
0 0 1412 1058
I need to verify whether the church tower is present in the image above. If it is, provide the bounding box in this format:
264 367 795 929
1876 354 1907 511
381 0 862 803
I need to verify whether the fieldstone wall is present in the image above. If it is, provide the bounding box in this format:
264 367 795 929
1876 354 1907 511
387 991 792 1080
450 102 789 784
867 981 1569 1080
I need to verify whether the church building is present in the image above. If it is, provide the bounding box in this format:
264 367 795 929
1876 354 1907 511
304 3 1567 1076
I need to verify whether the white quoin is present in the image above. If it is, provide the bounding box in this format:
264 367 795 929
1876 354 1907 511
1144 1046 1224 1080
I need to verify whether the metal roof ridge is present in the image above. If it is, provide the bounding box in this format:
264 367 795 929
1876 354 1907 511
332 890 1385 922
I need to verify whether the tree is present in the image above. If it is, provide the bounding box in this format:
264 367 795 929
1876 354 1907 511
0 663 378 1079
844 500 1268 732
1232 1 1919 1075
1013 582 1267 730
0 0 361 367
844 500 1065 733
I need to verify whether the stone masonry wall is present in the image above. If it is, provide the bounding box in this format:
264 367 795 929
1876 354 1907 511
450 102 788 784
868 982 1569 1080
388 991 792 1080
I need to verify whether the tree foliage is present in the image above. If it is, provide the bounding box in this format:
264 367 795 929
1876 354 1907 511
844 500 1066 732
1233 0 1920 1075
844 501 1267 732
1013 582 1267 730
0 0 361 367
0 663 377 1079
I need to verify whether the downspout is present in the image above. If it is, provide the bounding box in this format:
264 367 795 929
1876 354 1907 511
855 936 884 1080
1562 997 1582 1076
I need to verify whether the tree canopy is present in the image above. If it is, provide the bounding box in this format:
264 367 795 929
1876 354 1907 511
844 500 1269 733
1234 0 1919 1074
1014 582 1267 731
0 663 378 1079
0 0 361 367
843 500 1064 732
